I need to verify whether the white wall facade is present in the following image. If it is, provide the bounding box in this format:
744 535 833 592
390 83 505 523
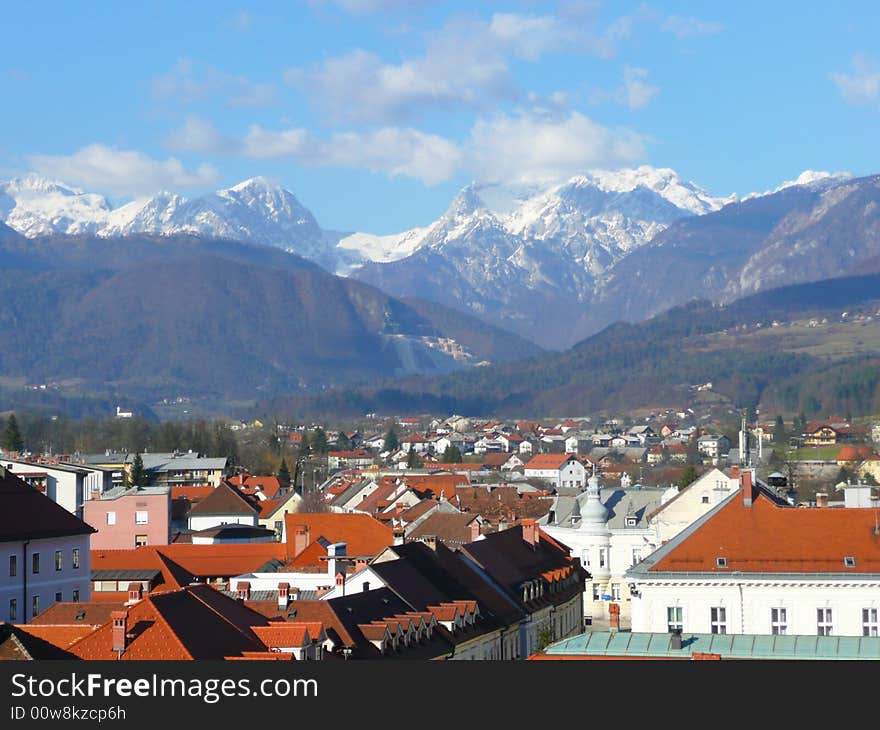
630 578 880 637
3 461 85 517
0 534 92 623
650 469 737 545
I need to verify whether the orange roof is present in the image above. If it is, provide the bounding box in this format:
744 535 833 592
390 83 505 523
92 543 287 581
252 624 316 649
428 463 485 472
284 513 393 561
229 475 285 499
837 445 875 461
650 491 880 573
171 486 215 502
400 473 468 499
524 454 575 470
15 625 98 649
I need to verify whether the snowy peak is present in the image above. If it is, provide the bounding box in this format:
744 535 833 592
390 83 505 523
0 174 112 237
743 170 855 200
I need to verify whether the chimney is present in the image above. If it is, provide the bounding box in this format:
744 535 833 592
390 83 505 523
126 582 144 604
277 582 290 609
730 465 740 480
608 602 620 632
292 525 310 558
521 519 539 546
111 610 128 653
289 587 300 601
741 469 753 507
669 627 683 650
816 492 828 508
236 581 251 601
355 558 368 571
335 572 345 587
469 518 481 542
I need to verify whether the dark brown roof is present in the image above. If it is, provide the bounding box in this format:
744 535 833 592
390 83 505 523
0 467 96 542
187 480 260 517
408 512 479 545
0 624 78 659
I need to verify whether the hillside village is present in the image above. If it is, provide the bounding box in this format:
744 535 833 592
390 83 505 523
3 407 880 661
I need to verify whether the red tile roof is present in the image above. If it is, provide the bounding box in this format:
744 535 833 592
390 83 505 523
252 624 317 649
523 454 575 470
15 625 98 649
283 513 394 561
650 491 880 573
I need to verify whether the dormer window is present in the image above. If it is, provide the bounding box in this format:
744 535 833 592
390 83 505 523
625 516 637 527
844 556 856 567
716 557 728 568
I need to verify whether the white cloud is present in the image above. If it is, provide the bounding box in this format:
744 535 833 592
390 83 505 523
466 111 647 184
241 126 310 159
660 15 723 38
152 59 274 108
591 65 659 110
166 116 237 155
29 144 219 197
286 12 603 124
239 125 461 185
831 54 880 107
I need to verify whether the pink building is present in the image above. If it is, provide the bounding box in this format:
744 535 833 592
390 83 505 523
83 486 171 550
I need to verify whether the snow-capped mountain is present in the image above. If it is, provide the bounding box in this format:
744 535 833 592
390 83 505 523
0 175 340 268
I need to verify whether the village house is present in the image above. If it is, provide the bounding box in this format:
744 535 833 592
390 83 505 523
697 434 731 460
523 453 586 489
2 457 93 518
82 485 171 550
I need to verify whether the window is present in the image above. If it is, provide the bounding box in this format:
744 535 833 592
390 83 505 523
55 550 63 571
817 608 833 636
32 553 40 574
716 557 728 568
9 599 17 622
32 595 40 618
592 583 601 601
135 535 148 547
106 511 116 525
771 607 787 635
9 555 16 577
710 607 727 634
598 548 608 569
72 590 79 603
611 584 621 601
135 511 149 525
863 608 879 637
55 592 62 603
582 550 591 569
667 606 683 632
701 495 710 504
631 548 642 567
844 556 856 568
72 549 80 569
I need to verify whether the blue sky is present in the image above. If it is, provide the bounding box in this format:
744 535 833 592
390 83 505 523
2 1 879 233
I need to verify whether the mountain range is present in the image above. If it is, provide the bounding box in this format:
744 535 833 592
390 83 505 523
2 167 865 351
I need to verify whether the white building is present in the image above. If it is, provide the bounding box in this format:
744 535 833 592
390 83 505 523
2 457 91 518
627 469 880 637
523 454 586 489
0 465 94 623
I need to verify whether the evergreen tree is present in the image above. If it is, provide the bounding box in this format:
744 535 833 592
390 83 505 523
311 427 328 455
129 453 148 487
406 449 423 469
3 414 24 452
774 415 786 441
384 427 399 453
336 431 353 451
442 444 462 463
277 457 291 483
678 465 698 490
298 431 311 459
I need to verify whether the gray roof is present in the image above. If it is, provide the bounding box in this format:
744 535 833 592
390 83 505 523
95 485 170 500
78 452 227 471
91 569 162 581
550 486 665 528
222 589 319 602
2 457 89 475
544 631 880 660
